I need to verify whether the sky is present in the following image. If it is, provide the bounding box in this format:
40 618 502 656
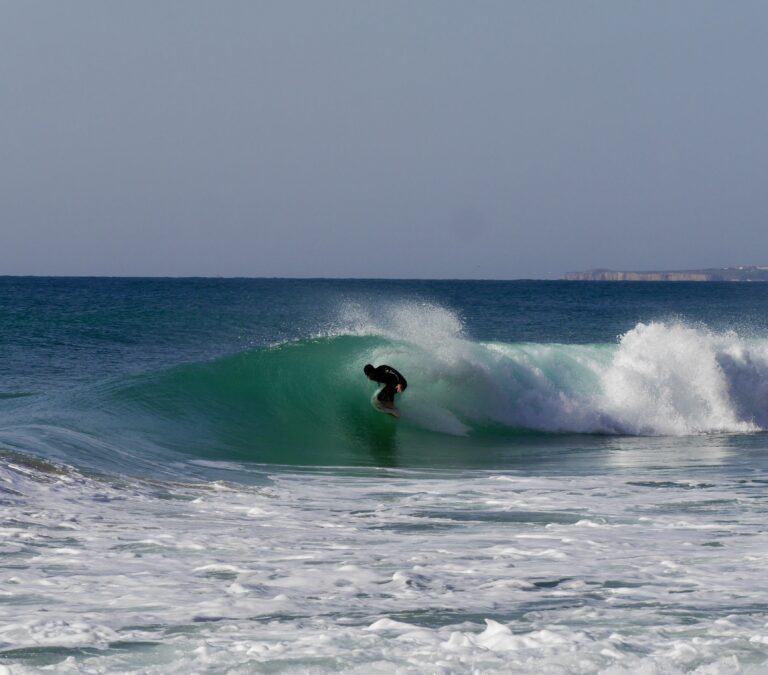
1 1 767 279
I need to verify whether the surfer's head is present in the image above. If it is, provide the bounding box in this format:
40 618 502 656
363 364 375 378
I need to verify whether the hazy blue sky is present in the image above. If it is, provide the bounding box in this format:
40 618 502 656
2 1 767 278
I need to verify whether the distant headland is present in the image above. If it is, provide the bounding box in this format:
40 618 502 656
564 266 768 282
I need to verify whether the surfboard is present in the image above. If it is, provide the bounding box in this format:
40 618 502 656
371 391 400 418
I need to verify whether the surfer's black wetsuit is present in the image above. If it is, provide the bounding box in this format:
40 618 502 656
368 365 408 403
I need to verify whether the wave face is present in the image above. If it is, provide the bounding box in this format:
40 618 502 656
93 304 768 467
4 296 768 471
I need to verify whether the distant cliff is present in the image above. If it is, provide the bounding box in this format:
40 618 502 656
564 267 768 282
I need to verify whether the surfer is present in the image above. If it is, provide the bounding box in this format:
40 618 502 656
364 364 407 409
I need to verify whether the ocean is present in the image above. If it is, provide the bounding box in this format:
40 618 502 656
2 277 768 673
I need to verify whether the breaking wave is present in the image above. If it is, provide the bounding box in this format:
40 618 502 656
112 305 768 460
5 303 768 469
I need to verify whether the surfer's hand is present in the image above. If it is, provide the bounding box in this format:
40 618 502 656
395 384 403 393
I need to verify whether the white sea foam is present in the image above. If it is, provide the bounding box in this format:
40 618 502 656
2 457 768 672
599 322 766 435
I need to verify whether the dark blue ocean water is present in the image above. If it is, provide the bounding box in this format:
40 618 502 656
3 278 768 391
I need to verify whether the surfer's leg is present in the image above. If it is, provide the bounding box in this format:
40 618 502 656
377 386 395 403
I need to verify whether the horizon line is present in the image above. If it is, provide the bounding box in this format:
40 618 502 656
0 274 562 282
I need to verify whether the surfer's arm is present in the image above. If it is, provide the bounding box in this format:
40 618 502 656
371 366 407 392
385 368 407 392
